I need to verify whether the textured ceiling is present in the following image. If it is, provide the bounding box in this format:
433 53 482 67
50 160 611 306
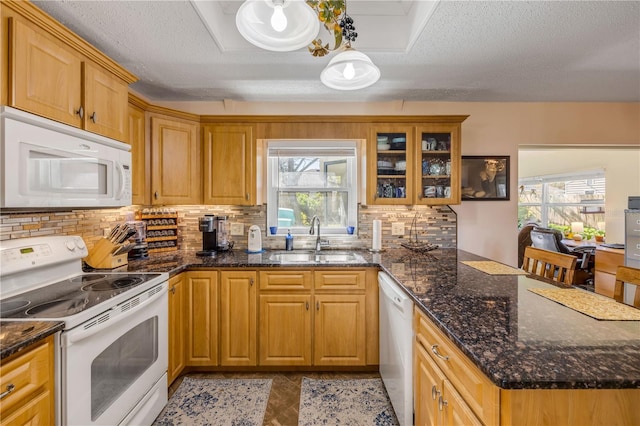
33 0 640 103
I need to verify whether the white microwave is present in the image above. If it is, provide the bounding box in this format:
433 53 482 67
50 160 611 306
1 107 132 209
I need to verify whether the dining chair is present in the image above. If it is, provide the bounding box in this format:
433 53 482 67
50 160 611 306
613 265 640 308
522 246 577 285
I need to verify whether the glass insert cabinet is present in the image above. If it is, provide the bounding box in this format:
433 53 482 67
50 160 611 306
367 122 463 205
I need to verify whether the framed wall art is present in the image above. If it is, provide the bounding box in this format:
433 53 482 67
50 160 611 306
461 156 510 201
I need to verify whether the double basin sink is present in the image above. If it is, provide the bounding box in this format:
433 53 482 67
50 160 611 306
268 250 365 264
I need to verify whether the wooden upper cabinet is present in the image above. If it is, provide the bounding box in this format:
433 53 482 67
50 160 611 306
414 123 462 206
128 103 149 205
367 121 464 206
151 116 201 205
10 17 82 127
5 8 136 142
202 125 256 205
83 62 128 141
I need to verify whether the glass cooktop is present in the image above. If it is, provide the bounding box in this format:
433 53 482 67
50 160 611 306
0 273 161 320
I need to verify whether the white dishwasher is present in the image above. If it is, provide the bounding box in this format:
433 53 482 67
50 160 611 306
378 271 414 426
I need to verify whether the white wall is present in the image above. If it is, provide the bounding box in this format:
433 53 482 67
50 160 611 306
147 97 640 266
519 147 640 245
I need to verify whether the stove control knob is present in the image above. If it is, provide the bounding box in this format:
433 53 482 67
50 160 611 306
65 240 76 251
75 240 86 250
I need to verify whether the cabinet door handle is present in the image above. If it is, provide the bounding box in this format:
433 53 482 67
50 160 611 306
246 193 250 201
250 278 254 286
0 384 15 400
75 106 84 119
438 394 448 411
431 344 450 361
316 301 319 311
306 302 309 310
90 111 97 123
170 286 176 294
154 191 159 199
431 385 439 400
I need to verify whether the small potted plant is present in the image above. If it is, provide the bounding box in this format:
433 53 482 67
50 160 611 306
594 229 605 242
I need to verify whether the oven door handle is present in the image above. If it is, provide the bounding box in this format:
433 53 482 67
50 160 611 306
64 284 167 346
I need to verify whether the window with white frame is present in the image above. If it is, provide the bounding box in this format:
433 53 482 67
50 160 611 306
518 169 606 236
267 140 358 235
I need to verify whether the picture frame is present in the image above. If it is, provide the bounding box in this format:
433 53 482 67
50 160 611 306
461 156 510 201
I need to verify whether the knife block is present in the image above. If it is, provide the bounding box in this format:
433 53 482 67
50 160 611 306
84 238 128 269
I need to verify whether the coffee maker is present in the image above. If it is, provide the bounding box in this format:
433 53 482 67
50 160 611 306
127 220 149 259
197 215 233 257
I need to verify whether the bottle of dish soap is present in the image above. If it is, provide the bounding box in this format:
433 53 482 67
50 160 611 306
285 230 294 251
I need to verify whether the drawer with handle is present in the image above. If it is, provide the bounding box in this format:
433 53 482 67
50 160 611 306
0 337 53 418
414 308 499 425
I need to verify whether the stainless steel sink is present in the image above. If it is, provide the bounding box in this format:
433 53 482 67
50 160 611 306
268 251 364 263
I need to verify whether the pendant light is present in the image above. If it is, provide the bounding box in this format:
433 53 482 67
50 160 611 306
320 46 380 90
316 4 380 90
236 0 320 52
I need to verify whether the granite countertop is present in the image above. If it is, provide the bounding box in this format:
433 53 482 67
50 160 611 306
0 321 63 360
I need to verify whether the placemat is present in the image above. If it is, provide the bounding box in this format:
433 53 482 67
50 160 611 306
461 260 528 275
528 288 640 321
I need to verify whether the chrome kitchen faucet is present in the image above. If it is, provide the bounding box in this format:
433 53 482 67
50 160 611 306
309 215 322 251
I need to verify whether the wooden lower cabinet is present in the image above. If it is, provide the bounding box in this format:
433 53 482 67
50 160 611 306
0 336 55 426
175 268 377 371
219 271 257 366
415 330 482 426
185 271 218 366
168 273 186 384
414 307 640 426
259 294 312 366
313 294 366 366
258 268 374 367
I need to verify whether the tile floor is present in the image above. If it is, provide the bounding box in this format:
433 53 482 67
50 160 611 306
168 371 386 425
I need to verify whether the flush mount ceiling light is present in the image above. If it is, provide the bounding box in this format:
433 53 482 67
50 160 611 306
236 0 320 52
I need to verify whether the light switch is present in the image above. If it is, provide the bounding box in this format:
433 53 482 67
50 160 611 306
391 222 404 236
230 223 244 236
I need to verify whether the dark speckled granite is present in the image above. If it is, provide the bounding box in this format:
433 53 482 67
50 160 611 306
0 321 63 360
104 248 640 390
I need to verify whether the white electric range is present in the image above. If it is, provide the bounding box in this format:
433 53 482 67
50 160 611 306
0 236 168 426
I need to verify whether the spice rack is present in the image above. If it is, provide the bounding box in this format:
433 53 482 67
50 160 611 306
140 213 178 253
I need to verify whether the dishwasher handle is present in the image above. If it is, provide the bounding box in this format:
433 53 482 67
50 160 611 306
378 272 410 308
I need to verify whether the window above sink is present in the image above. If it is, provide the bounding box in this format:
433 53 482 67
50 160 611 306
266 140 359 237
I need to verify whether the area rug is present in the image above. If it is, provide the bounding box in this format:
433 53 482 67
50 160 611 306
153 377 272 426
528 288 640 321
298 378 398 426
461 260 528 275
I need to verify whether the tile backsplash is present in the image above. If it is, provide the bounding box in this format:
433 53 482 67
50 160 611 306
1 204 456 252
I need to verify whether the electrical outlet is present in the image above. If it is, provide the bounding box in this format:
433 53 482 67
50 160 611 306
391 222 404 236
230 223 244 236
104 228 111 237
